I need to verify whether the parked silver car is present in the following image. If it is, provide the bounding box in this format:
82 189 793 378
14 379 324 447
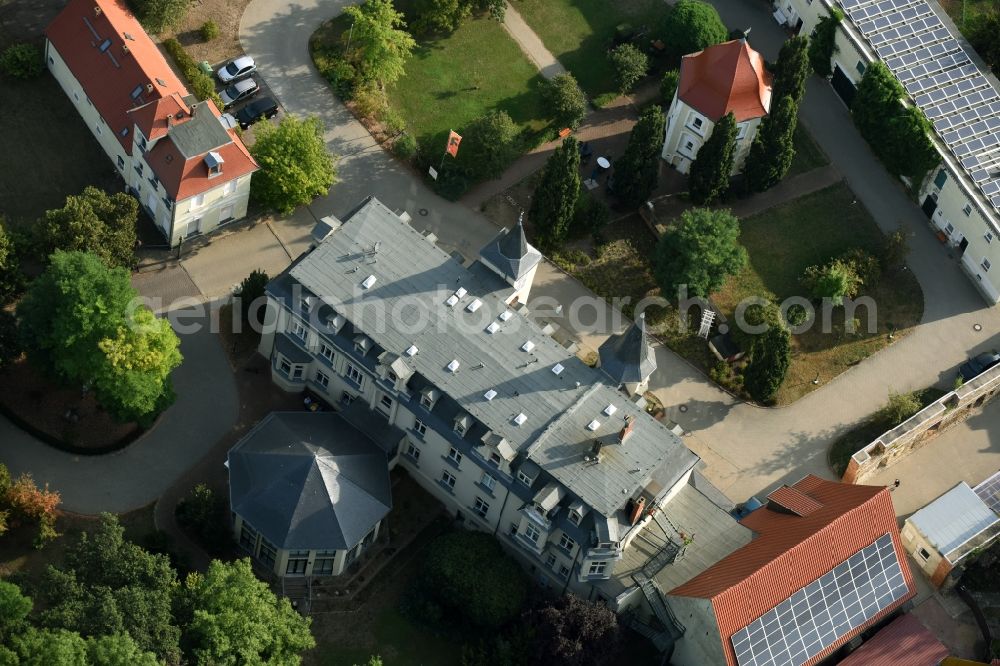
216 55 256 84
219 78 260 110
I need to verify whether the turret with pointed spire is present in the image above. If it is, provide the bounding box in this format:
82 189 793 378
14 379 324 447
478 212 542 303
597 312 657 394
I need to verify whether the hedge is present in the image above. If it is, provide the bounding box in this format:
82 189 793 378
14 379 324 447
162 38 224 111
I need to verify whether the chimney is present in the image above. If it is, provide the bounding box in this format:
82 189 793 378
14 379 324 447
618 416 635 444
628 496 646 525
122 45 129 55
94 6 102 15
166 114 173 126
146 83 153 94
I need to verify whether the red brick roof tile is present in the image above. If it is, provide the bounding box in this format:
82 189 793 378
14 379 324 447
837 614 949 666
678 39 772 123
767 485 824 516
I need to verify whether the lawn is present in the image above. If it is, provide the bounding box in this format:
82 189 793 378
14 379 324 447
514 0 670 97
0 74 120 224
387 13 550 148
788 123 829 177
713 182 924 404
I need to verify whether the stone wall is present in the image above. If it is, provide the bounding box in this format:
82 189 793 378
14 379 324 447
843 363 1000 484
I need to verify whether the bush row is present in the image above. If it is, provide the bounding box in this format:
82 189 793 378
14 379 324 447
162 38 224 111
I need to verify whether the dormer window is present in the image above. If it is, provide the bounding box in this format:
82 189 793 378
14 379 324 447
387 370 398 383
517 470 534 487
204 151 224 178
299 295 314 314
353 335 372 356
420 387 440 410
568 510 582 526
325 312 346 334
454 413 471 437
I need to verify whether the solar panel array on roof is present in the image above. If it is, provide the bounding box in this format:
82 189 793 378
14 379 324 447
730 534 909 666
974 470 1000 513
838 0 1000 211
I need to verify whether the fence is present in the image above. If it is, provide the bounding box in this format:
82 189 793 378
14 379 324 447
843 362 1000 484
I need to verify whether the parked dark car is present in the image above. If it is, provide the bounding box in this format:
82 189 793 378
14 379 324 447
220 78 259 109
234 97 279 129
959 351 1000 382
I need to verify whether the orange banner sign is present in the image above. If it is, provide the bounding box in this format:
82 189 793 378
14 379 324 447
446 130 462 158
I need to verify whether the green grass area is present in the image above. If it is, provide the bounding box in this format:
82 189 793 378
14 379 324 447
713 182 924 404
314 607 462 666
788 123 829 177
827 388 946 477
387 14 550 148
513 0 670 97
0 74 120 224
938 0 992 42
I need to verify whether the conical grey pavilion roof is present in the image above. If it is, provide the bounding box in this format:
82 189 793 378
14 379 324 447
228 412 392 551
598 312 657 384
479 217 542 283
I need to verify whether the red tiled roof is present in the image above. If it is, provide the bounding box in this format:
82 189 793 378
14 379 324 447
45 0 187 150
669 475 916 666
767 485 824 516
837 614 949 666
127 92 189 142
144 101 257 202
678 39 772 123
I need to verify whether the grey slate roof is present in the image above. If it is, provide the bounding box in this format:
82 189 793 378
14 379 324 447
283 198 697 517
168 101 232 159
598 312 657 384
478 218 542 282
909 482 1000 562
228 412 391 551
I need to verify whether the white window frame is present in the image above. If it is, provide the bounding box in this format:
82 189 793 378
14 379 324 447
736 122 748 140
291 320 307 342
291 365 304 380
588 561 607 576
568 510 581 526
454 421 467 437
345 363 363 386
420 394 434 409
192 193 206 209
558 534 576 553
315 370 330 388
983 258 992 272
559 564 571 580
545 553 557 569
319 343 335 362
447 448 463 466
413 419 427 436
524 523 541 543
441 470 457 489
480 473 496 491
964 203 973 217
517 470 534 487
473 497 490 519
406 442 421 461
986 231 994 244
379 394 393 410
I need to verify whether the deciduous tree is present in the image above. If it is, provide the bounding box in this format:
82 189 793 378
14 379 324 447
37 187 138 269
743 323 792 403
0 312 19 372
659 0 728 64
130 0 190 34
251 115 338 214
411 0 470 34
179 559 315 665
969 10 1000 74
461 110 521 180
800 259 862 305
544 73 588 130
525 595 622 666
529 137 581 251
653 207 747 298
747 96 798 192
608 43 648 94
660 69 680 105
688 112 736 205
808 9 842 77
343 0 417 88
613 104 666 208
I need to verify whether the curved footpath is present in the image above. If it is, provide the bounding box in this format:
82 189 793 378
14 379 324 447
0 311 238 514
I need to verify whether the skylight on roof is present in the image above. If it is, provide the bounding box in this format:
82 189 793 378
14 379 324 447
603 404 618 417
485 321 500 334
455 287 468 298
405 345 418 357
587 419 601 431
466 298 482 313
445 294 459 307
513 413 527 425
447 359 460 373
484 389 497 401
521 340 535 352
361 275 377 289
552 363 565 375
499 311 513 321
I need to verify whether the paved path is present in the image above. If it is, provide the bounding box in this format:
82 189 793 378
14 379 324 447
501 2 566 80
0 309 238 513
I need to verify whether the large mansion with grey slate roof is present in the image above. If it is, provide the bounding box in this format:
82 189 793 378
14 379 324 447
237 196 760 647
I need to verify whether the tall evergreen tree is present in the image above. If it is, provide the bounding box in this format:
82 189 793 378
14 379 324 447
613 105 666 208
747 96 798 192
743 323 792 404
529 138 581 251
770 36 810 104
688 112 737 205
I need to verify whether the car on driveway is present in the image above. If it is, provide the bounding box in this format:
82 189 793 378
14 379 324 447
959 351 1000 382
219 78 259 110
217 56 256 84
234 97 279 129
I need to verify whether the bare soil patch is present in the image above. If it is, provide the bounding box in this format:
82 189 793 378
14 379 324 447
159 0 253 66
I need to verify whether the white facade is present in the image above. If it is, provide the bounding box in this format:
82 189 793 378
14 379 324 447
661 92 763 175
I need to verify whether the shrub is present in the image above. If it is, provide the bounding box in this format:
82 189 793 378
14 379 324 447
131 0 190 34
175 484 232 555
235 269 269 327
744 324 792 403
353 84 389 120
608 43 649 94
785 303 808 327
800 259 861 305
319 55 358 99
840 248 881 289
543 73 588 129
660 69 680 105
200 20 220 42
877 390 921 425
163 39 224 109
0 43 43 80
883 226 909 272
574 195 610 241
393 134 418 160
808 9 842 77
380 106 406 135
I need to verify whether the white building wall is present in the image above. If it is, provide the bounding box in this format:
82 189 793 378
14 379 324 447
661 97 762 176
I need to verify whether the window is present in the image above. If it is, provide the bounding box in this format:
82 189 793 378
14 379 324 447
291 365 304 380
258 539 277 568
509 522 519 536
286 550 309 575
473 497 490 519
558 534 576 553
736 122 747 140
193 193 205 209
413 420 427 436
489 451 502 466
855 61 866 76
964 203 973 216
447 448 463 466
224 179 237 196
299 296 313 314
919 547 931 560
480 473 496 491
441 470 457 490
945 222 955 235
116 155 125 169
454 420 467 436
406 442 421 461
524 524 541 543
345 363 363 386
387 370 398 383
315 370 330 388
691 116 703 130
517 470 534 487
313 557 335 575
683 140 694 152
239 522 258 552
319 343 335 362
420 394 434 409
988 232 995 244
379 394 393 410
545 553 557 569
558 565 571 580
588 561 607 576
983 258 992 272
934 169 948 188
49 56 54 65
568 510 582 526
95 122 102 135
291 321 307 342
138 134 147 152
279 358 291 375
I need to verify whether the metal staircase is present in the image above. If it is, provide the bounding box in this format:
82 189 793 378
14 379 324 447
651 510 689 561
